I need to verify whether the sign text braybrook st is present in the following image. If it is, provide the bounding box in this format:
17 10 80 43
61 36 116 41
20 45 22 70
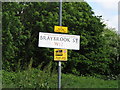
38 32 80 50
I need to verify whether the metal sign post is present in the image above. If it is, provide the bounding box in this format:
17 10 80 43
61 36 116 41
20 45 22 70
38 0 80 89
58 0 62 89
58 61 61 89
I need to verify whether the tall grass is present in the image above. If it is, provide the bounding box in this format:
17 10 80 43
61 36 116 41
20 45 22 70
2 61 57 88
2 61 119 88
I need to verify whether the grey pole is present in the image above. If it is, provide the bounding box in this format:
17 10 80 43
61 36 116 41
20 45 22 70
58 61 61 89
59 0 62 26
58 0 62 89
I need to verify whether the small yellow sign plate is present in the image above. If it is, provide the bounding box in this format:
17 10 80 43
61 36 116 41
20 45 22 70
54 26 68 33
54 49 67 61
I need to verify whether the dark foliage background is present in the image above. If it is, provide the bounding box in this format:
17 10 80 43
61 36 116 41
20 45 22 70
2 2 120 77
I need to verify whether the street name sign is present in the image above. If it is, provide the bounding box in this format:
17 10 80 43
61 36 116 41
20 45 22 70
38 32 80 50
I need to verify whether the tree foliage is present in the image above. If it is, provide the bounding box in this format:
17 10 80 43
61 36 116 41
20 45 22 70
2 2 120 76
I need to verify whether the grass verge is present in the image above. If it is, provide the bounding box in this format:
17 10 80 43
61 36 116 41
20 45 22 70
2 68 118 88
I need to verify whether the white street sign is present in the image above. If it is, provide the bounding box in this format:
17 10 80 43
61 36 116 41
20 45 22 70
38 32 80 50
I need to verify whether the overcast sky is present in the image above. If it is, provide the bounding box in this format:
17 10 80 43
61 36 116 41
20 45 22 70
85 0 119 32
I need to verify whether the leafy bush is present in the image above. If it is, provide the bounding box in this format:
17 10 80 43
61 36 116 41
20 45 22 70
2 2 120 78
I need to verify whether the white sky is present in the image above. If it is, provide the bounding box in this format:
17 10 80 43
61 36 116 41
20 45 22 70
85 0 119 31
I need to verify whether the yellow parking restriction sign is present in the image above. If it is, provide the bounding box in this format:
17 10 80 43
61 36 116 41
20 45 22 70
54 26 68 33
54 49 67 61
